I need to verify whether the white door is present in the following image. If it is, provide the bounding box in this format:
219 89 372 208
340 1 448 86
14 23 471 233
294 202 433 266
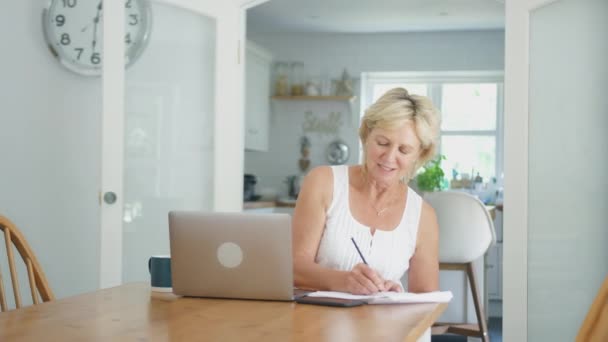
100 0 246 287
504 0 608 341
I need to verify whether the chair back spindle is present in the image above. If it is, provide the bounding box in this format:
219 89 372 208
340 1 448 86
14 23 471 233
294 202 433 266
0 262 6 311
0 216 54 311
577 275 608 342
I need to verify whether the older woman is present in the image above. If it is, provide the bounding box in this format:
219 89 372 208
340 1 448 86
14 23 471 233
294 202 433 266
292 87 441 295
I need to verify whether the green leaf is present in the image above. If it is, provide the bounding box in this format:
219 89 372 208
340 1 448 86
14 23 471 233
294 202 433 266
415 155 446 192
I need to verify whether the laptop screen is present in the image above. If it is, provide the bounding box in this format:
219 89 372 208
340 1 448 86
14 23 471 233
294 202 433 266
169 211 294 301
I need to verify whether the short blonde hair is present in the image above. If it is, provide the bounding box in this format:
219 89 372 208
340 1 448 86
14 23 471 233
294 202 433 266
359 87 441 172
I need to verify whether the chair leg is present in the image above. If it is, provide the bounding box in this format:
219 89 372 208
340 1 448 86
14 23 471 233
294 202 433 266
466 262 490 342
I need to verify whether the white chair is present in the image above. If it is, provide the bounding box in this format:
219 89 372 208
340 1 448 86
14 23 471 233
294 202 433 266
424 191 496 342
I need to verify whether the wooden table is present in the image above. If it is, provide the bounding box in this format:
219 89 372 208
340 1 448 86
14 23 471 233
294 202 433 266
0 282 447 342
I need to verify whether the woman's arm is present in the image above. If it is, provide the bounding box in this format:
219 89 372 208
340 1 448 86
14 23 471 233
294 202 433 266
407 201 439 293
292 166 386 294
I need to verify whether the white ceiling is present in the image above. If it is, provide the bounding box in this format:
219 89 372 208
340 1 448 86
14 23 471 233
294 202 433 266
247 0 505 34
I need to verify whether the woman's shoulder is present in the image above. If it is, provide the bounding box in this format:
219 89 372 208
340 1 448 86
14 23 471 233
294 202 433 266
306 164 358 184
299 166 335 209
305 165 333 182
301 166 334 194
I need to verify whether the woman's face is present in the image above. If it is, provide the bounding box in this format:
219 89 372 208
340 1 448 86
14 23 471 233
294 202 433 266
364 121 422 186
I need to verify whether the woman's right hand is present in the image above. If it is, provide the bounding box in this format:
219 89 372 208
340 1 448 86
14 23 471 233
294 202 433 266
340 263 388 295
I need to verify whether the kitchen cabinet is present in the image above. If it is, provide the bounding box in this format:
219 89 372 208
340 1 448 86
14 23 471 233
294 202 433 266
487 243 502 299
486 210 503 318
245 41 272 151
486 211 503 301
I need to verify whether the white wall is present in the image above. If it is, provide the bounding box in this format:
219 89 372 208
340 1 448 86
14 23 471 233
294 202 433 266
527 0 608 340
246 99 358 197
0 1 222 301
245 30 505 196
0 1 102 301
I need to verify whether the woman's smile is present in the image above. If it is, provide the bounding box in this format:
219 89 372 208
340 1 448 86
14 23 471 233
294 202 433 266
377 163 397 173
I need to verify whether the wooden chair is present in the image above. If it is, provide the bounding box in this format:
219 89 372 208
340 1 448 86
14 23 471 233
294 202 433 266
425 191 496 342
0 215 54 311
576 275 608 342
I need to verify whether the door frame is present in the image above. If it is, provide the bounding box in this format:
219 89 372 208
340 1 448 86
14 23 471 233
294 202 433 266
99 0 264 288
504 0 558 341
99 0 126 290
95 0 556 337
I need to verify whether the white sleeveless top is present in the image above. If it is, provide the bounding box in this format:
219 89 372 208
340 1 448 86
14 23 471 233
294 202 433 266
315 165 423 283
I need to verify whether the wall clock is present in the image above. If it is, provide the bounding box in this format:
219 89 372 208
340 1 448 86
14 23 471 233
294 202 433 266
43 0 152 76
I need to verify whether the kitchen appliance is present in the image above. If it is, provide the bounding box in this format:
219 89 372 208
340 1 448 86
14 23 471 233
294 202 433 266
243 174 260 201
285 175 303 199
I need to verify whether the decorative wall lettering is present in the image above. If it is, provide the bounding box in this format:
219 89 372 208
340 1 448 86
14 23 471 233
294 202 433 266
302 111 343 136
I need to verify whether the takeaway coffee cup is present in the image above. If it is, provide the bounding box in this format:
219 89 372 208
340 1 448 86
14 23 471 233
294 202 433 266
148 255 172 292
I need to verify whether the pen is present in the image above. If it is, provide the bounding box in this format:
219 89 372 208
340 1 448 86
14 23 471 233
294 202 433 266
350 237 368 265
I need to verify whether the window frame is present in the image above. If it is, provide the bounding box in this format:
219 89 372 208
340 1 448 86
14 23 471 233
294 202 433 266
360 71 504 184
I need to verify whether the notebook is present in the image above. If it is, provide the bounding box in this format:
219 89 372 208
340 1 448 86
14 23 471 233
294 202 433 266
305 290 453 304
169 211 294 301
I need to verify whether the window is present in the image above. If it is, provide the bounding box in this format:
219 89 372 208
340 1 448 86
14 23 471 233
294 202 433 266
360 71 504 187
372 83 428 99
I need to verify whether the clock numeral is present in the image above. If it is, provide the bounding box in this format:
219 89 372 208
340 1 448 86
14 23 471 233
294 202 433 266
61 0 77 8
91 53 101 65
60 33 71 46
129 14 138 26
125 0 132 9
55 15 65 27
125 33 132 44
74 48 84 60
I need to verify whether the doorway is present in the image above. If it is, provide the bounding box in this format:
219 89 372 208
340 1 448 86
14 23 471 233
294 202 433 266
243 1 506 340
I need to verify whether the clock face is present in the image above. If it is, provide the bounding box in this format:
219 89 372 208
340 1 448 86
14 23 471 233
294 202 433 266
43 0 152 76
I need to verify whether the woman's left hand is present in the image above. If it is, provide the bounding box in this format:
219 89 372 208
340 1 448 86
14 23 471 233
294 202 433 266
383 280 403 292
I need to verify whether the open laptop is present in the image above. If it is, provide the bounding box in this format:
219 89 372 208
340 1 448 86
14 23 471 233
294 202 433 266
168 211 294 301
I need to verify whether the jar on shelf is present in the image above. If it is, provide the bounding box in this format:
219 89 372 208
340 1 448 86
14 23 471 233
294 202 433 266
273 62 290 96
289 62 305 96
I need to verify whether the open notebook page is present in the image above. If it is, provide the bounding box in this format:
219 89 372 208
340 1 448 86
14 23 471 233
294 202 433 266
306 290 453 304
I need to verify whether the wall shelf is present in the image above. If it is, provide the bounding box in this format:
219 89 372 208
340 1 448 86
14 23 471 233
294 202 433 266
270 95 357 125
271 95 355 101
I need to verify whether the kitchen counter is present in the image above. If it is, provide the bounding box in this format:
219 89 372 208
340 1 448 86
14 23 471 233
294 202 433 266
243 198 297 210
245 200 498 213
243 201 276 210
275 198 296 208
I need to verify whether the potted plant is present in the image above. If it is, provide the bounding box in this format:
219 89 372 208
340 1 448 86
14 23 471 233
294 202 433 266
415 155 446 192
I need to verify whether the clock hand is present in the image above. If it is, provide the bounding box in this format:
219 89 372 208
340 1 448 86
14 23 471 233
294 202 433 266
82 2 102 35
81 22 92 32
92 17 98 50
91 2 103 51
